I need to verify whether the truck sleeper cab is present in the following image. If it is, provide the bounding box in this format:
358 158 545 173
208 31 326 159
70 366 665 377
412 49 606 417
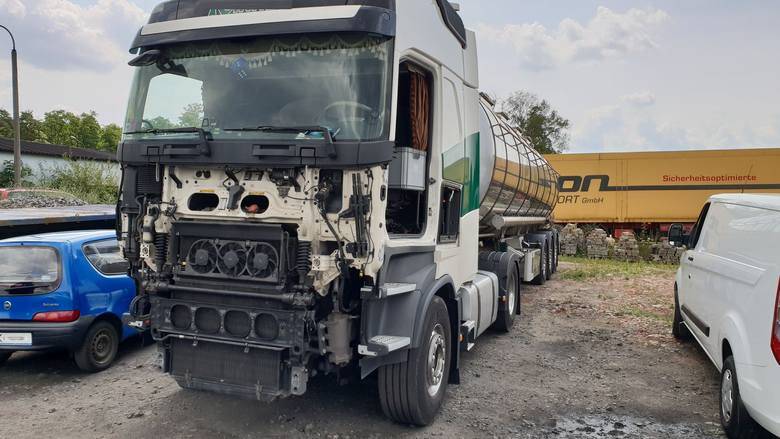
119 0 558 425
0 230 138 372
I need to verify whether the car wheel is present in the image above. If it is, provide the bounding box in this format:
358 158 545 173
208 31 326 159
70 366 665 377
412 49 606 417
672 288 692 341
378 296 451 426
720 356 759 438
532 244 547 285
0 351 12 366
74 321 120 372
493 266 520 332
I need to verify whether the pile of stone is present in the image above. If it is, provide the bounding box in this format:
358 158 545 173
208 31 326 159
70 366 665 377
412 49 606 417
614 231 641 262
0 192 86 209
651 239 686 264
560 223 585 256
586 228 609 259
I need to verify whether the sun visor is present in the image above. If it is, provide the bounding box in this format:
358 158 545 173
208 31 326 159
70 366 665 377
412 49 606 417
131 4 395 52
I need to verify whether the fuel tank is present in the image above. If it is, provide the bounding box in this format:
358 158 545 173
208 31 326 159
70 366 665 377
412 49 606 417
478 95 559 227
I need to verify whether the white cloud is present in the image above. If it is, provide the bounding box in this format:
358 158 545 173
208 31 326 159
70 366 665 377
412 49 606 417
572 95 780 152
0 0 147 72
476 6 669 70
621 91 656 107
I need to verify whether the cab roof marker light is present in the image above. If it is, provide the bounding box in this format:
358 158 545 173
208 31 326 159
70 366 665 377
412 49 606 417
140 5 362 36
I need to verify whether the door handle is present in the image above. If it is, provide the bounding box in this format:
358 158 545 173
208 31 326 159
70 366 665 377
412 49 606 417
687 256 694 262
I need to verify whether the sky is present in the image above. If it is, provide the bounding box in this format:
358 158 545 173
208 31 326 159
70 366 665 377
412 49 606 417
0 0 778 153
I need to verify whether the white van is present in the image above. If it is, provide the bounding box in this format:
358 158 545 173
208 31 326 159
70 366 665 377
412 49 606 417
672 194 780 438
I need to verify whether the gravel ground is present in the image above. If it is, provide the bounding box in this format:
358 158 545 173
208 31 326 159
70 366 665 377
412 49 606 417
0 192 86 209
0 262 753 438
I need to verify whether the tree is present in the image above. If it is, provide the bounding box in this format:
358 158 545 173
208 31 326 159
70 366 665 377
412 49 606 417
40 110 80 146
20 111 43 142
74 111 102 149
148 116 175 129
502 91 570 154
178 103 204 128
99 124 122 152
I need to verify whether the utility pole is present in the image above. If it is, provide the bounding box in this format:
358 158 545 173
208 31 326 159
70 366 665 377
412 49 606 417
0 25 21 188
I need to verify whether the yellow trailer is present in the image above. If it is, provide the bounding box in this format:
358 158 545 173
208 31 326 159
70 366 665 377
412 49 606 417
544 148 780 227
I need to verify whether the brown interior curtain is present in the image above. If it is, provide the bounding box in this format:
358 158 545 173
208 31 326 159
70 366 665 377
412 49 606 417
409 69 430 151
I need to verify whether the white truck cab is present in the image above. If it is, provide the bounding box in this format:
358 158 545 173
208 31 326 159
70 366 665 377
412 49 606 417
673 194 780 438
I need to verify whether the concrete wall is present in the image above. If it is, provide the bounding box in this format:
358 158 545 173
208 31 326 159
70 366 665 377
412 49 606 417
0 152 121 185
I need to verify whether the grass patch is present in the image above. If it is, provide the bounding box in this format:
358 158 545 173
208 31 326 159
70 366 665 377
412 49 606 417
38 160 118 204
559 256 677 281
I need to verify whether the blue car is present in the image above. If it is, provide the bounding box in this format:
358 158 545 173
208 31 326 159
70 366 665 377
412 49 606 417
0 230 137 372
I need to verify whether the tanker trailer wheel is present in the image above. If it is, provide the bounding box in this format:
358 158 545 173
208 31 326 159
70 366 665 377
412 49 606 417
378 296 451 426
531 243 547 285
493 265 521 332
544 236 553 280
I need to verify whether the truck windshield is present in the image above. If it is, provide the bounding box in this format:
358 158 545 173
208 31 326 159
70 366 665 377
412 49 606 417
0 246 60 295
123 33 393 142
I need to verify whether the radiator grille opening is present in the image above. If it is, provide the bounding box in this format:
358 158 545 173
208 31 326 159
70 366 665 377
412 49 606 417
224 310 251 338
170 305 192 330
195 307 221 334
254 313 279 340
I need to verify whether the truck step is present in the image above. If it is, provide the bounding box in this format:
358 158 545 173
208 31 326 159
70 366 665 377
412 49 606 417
361 283 417 299
461 320 476 351
358 335 411 357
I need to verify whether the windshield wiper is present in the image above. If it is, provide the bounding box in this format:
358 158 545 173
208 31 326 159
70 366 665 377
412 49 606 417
225 126 336 141
124 127 211 138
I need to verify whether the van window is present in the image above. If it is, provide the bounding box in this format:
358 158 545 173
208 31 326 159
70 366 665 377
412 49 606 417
698 202 780 265
83 240 130 276
688 203 710 249
0 246 61 295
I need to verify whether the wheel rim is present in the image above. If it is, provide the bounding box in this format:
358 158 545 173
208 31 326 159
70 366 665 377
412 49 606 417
721 369 734 423
91 329 115 365
507 274 517 315
426 323 447 397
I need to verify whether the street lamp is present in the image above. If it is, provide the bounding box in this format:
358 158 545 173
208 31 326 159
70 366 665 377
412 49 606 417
0 25 21 188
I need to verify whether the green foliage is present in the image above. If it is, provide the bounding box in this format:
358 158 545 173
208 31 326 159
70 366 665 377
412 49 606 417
38 160 118 204
178 103 204 128
559 256 676 281
99 124 122 152
0 160 33 188
74 111 102 149
147 116 175 129
502 91 570 154
1 108 122 151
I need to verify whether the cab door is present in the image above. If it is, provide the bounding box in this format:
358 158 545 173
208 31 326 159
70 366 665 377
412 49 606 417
679 203 712 343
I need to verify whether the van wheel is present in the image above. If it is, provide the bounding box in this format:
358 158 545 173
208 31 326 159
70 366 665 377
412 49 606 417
378 296 451 426
672 288 692 340
74 321 119 373
0 351 11 366
532 245 547 285
720 356 759 438
494 267 520 332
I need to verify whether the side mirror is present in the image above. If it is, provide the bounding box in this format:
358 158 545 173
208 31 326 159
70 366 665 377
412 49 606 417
668 223 684 247
128 49 161 67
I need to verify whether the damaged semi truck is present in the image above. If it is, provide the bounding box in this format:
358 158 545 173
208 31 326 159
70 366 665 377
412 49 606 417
119 0 559 425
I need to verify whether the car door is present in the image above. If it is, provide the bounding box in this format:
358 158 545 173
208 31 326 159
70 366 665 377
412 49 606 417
680 203 713 344
79 239 135 339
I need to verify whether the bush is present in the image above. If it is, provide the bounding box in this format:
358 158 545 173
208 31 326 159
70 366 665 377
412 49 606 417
0 160 33 188
38 160 118 204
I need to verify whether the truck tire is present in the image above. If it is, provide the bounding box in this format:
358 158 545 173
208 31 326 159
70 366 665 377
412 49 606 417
493 266 520 332
74 321 120 373
544 237 553 280
0 351 11 366
378 296 451 426
672 288 692 341
531 244 547 285
720 356 759 439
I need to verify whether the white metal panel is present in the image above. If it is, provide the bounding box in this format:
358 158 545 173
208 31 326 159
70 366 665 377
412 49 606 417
141 6 361 35
395 0 464 80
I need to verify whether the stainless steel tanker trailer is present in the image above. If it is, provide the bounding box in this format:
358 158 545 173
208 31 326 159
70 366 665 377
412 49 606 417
118 0 559 426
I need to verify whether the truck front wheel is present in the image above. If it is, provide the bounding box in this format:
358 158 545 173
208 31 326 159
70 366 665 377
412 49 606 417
378 296 451 426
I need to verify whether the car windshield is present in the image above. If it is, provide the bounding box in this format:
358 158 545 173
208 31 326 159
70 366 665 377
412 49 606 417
0 246 60 295
123 33 394 142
